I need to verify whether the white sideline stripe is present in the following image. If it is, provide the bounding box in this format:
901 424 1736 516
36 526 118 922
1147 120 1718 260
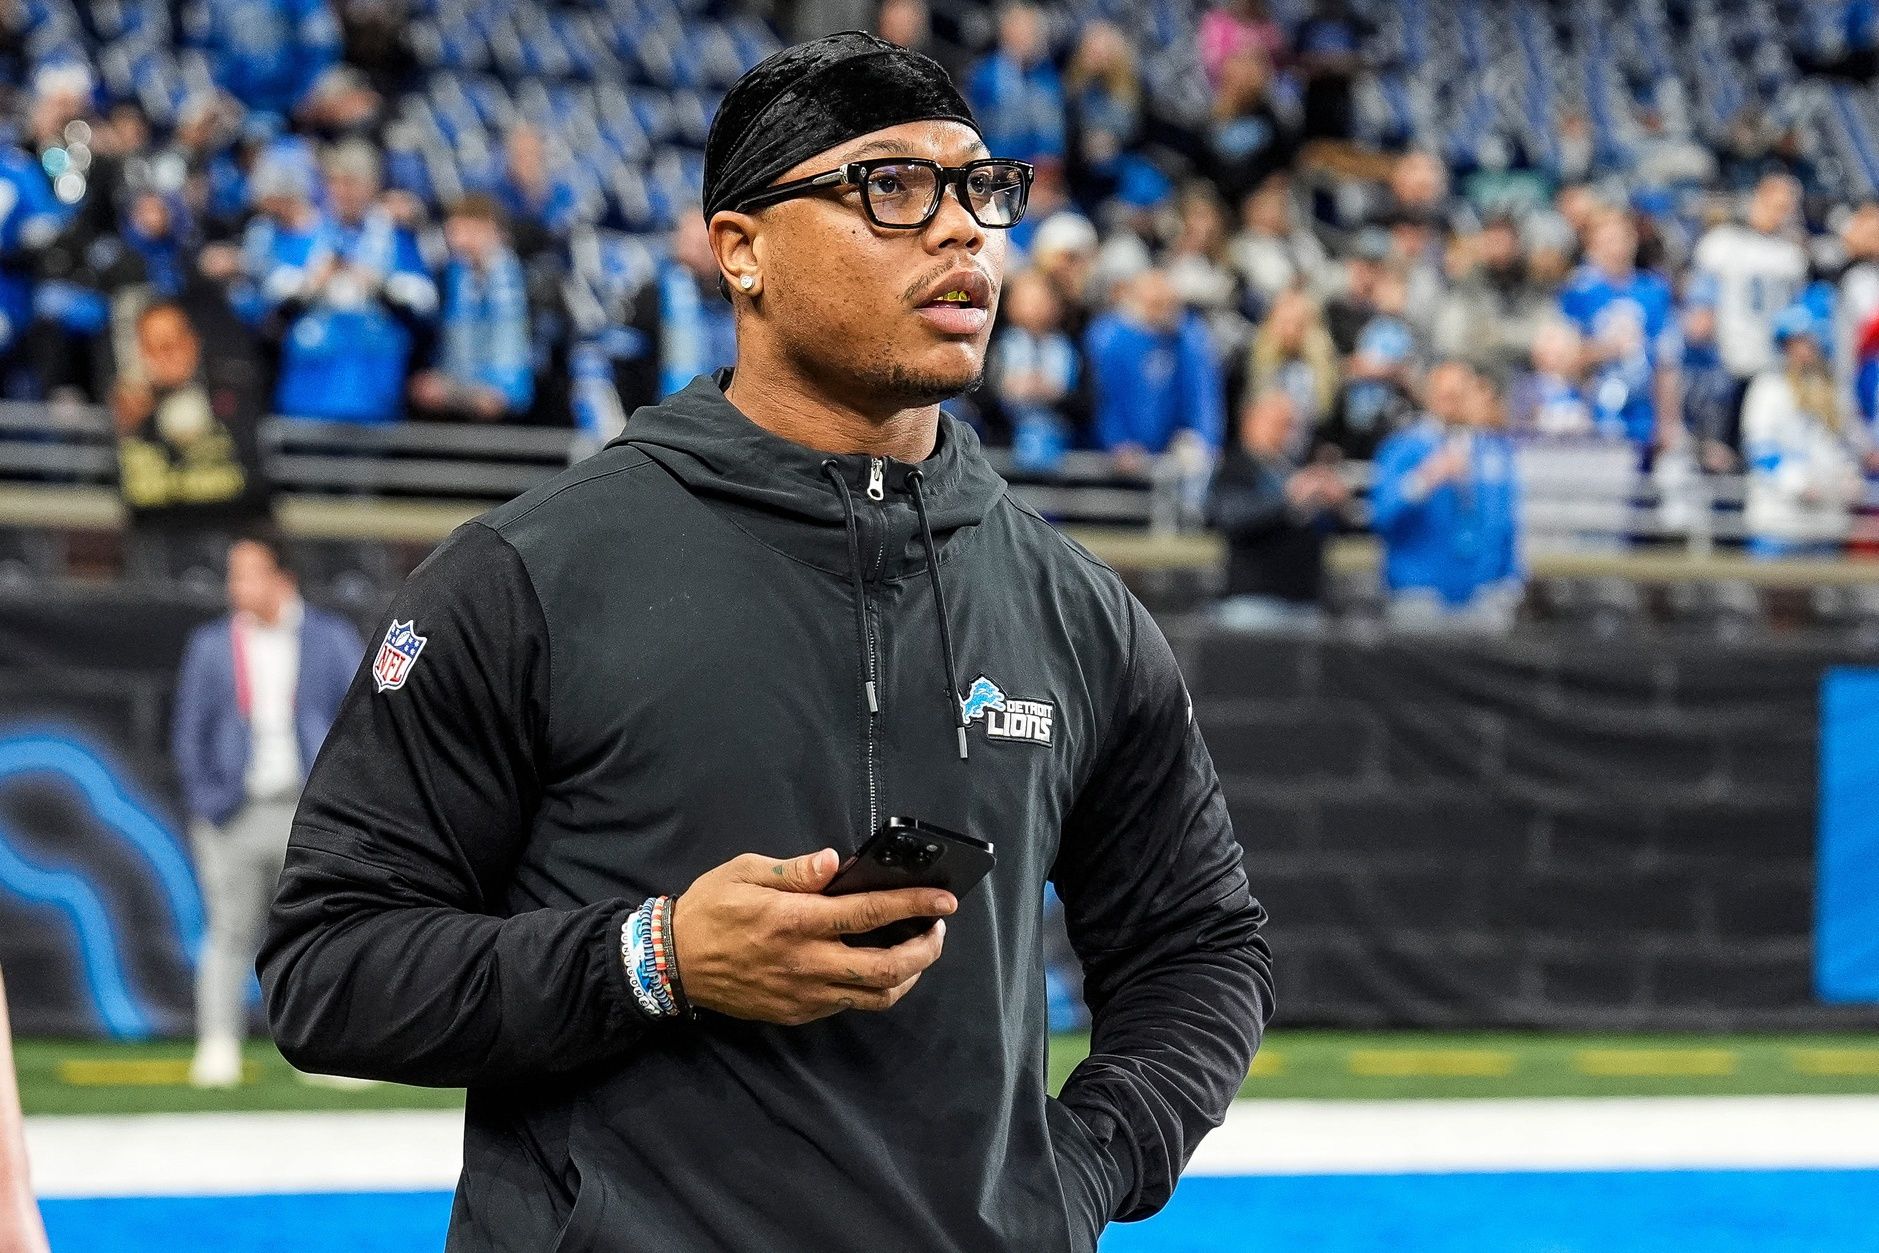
26 1111 465 1198
24 1096 1879 1199
1186 1096 1879 1176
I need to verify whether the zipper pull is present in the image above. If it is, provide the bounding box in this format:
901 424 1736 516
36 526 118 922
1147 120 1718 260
866 457 885 502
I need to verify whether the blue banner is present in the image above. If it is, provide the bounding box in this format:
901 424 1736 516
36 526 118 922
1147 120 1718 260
1818 668 1879 1003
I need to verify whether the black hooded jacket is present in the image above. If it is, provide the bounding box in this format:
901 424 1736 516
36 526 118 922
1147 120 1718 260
260 370 1273 1252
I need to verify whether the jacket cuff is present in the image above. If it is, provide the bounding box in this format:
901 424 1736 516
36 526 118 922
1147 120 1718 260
1064 1101 1138 1219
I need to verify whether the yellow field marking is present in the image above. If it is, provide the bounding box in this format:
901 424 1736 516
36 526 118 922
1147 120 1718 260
1574 1049 1737 1078
1789 1049 1879 1077
1347 1049 1517 1078
57 1059 260 1087
1247 1051 1284 1077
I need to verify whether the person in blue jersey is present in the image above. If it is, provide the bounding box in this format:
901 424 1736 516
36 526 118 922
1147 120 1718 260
409 195 533 422
1371 360 1523 631
1557 211 1683 458
965 3 1066 165
0 140 64 399
1085 268 1224 472
232 151 323 329
192 0 341 119
267 140 436 423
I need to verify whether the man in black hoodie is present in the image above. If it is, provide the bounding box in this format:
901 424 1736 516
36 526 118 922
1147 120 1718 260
261 31 1272 1253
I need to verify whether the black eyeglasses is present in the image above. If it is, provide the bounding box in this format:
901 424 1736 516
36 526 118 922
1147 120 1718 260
731 157 1035 230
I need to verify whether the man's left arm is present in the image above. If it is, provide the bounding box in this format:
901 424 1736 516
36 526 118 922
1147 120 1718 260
1049 595 1274 1224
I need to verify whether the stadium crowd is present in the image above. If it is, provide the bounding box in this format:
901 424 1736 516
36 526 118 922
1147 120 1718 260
5 0 1879 624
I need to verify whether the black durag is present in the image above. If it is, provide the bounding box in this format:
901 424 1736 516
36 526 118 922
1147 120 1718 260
701 31 980 222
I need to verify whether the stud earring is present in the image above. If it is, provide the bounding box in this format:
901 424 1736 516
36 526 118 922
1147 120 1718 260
739 275 755 290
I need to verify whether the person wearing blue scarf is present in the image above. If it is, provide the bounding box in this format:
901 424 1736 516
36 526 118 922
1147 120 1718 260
269 141 437 423
410 195 534 421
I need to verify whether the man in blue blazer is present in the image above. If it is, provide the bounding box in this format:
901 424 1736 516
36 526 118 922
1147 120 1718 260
172 534 364 1086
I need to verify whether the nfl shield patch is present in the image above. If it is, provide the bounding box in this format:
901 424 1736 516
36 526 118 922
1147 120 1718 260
373 620 427 693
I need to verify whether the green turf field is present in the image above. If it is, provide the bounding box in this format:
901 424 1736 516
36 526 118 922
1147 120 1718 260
14 1031 1879 1116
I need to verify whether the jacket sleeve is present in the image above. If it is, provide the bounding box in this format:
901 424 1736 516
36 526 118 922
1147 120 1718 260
170 626 217 825
1049 595 1274 1224
1207 456 1289 539
260 521 653 1087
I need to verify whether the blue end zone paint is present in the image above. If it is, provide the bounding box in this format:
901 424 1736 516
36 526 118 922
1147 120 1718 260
0 731 207 1037
40 1172 1879 1253
1819 669 1879 1003
41 1192 453 1253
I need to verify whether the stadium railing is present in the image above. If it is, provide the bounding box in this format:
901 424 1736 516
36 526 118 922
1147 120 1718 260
3 401 1879 596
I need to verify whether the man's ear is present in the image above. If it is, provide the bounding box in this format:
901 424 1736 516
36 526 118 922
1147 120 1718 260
708 211 762 299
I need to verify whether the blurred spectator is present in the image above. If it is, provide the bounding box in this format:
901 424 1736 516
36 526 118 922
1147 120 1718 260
1209 389 1349 630
1320 315 1416 460
1247 286 1337 434
1680 294 1741 470
195 0 342 119
1164 184 1243 345
1631 106 1719 192
1198 0 1287 88
1293 0 1366 144
1693 173 1807 400
1229 175 1326 309
1583 297 1660 452
1432 214 1553 376
876 0 969 82
1834 202 1879 416
338 0 420 101
1202 52 1296 212
1027 212 1100 340
1322 227 1391 353
409 194 532 422
0 135 61 399
1062 21 1145 211
1519 319 1594 436
1085 268 1223 471
171 533 362 1087
1371 362 1522 630
966 3 1065 167
989 269 1080 471
115 300 270 557
488 123 580 262
1742 306 1863 557
654 211 737 401
295 63 384 143
117 191 194 300
1558 211 1679 452
268 139 435 422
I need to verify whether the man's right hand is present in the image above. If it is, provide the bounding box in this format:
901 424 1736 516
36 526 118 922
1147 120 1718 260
669 849 955 1026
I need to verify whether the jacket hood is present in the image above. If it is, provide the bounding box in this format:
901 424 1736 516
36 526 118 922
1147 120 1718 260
613 369 1006 578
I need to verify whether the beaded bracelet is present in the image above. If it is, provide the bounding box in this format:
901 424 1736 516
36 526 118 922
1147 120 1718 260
619 896 691 1021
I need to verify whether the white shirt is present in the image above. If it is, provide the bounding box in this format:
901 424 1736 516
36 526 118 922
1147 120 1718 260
240 596 304 800
1741 372 1861 546
1693 224 1809 377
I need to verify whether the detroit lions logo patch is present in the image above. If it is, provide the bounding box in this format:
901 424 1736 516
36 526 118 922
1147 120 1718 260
960 675 1054 746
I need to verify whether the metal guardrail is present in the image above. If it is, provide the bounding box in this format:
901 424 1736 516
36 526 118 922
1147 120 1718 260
4 400 1879 563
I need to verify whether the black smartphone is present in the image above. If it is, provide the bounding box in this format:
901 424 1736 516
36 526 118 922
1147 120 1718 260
822 817 996 948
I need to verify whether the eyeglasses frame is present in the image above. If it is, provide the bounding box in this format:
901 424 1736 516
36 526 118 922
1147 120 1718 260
728 156 1036 230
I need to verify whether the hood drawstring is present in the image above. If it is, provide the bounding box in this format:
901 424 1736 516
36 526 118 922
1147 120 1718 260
820 460 878 715
909 469 970 761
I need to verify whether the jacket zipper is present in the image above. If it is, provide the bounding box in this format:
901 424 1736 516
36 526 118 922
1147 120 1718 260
864 456 885 837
